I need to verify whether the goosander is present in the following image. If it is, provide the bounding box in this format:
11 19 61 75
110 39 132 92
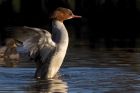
7 7 81 79
4 38 20 67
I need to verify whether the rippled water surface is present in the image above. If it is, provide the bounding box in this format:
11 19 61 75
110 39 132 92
1 47 140 93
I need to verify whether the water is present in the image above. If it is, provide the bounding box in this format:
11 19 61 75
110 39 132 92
1 47 140 93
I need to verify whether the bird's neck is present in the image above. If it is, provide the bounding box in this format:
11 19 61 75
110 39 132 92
52 20 69 48
52 20 64 27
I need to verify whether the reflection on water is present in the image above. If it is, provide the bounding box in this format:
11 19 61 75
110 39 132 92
29 79 68 93
1 47 140 93
0 67 68 93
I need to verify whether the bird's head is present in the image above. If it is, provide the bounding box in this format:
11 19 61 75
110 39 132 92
5 38 17 48
51 7 81 22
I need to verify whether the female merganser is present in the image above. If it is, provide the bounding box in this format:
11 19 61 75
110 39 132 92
4 38 20 67
7 7 81 79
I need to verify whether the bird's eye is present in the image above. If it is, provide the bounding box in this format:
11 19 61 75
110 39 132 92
67 12 73 16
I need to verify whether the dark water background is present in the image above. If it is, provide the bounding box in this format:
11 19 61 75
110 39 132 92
1 47 140 93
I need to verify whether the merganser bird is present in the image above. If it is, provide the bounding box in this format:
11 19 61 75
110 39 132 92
4 38 20 67
7 7 81 79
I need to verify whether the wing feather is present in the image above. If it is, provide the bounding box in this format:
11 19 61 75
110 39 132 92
6 26 56 62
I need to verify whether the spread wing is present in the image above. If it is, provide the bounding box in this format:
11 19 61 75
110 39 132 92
6 26 56 63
